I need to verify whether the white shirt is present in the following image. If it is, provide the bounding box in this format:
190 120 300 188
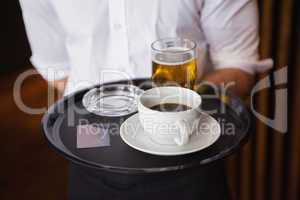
20 0 272 95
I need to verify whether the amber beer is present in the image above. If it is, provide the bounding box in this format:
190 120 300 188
151 39 197 89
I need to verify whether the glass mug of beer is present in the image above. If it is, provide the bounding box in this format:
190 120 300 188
151 38 197 89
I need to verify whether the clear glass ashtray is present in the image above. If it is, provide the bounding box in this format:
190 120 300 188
82 84 144 117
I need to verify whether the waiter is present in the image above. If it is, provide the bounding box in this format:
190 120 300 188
20 0 271 199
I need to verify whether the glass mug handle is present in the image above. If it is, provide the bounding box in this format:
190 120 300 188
174 120 190 146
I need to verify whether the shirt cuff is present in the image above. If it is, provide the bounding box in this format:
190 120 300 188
212 55 274 74
30 56 70 81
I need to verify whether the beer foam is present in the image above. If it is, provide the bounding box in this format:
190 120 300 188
163 47 190 52
153 58 194 66
153 47 194 66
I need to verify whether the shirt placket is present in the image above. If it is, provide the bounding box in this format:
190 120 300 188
109 0 131 75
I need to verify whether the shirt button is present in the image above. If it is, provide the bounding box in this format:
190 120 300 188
113 24 123 30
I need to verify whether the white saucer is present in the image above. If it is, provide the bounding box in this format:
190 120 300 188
120 113 221 156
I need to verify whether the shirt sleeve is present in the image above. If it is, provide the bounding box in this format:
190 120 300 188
20 0 69 80
200 0 273 74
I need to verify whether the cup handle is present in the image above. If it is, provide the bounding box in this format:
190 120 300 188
174 120 190 146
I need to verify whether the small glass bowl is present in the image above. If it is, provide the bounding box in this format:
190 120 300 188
82 84 144 117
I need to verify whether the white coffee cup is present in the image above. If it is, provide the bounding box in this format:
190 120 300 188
138 86 202 146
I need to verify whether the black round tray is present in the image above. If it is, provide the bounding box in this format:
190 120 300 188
42 79 252 174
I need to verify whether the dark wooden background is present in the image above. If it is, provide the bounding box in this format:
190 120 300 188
226 1 299 200
0 0 299 199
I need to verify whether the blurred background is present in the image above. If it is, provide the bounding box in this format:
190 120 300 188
0 0 298 200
